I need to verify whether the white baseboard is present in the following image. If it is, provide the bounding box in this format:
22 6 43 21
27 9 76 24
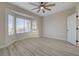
43 34 66 40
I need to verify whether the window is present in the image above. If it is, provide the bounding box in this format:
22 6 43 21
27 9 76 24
16 18 25 33
8 14 14 35
7 10 38 36
32 20 37 32
25 19 31 32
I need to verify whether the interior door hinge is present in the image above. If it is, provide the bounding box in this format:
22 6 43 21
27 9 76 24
76 27 78 30
76 40 78 42
76 40 78 47
76 15 78 18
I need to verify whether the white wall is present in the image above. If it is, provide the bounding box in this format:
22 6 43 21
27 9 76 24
43 8 75 40
76 3 79 46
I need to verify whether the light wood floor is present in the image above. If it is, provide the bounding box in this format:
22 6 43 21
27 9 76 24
0 37 79 56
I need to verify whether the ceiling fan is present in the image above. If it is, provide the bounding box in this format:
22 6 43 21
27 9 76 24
29 2 56 13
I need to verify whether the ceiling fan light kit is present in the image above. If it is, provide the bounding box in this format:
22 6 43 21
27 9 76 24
30 2 56 13
40 7 44 10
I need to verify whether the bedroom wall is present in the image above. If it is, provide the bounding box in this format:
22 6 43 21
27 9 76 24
0 3 43 48
76 3 79 45
0 3 5 47
43 8 75 40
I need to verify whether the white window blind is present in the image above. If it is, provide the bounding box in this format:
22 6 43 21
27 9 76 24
32 20 37 32
25 19 31 32
8 14 14 35
16 18 25 33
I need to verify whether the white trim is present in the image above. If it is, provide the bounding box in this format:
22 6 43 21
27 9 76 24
43 34 66 40
7 9 35 20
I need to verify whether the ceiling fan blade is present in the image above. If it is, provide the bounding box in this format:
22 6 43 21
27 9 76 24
45 4 55 7
37 9 40 13
29 3 39 6
44 2 48 5
42 9 45 13
31 7 38 10
44 7 51 11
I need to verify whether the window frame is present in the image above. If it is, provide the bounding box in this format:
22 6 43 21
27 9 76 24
15 14 25 34
24 19 31 33
31 20 37 32
8 14 15 36
6 9 38 36
6 10 16 37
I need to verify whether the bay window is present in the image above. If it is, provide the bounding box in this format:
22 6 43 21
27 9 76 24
7 10 38 36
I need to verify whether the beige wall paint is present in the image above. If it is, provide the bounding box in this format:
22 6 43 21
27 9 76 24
0 3 6 47
43 8 75 40
0 3 43 48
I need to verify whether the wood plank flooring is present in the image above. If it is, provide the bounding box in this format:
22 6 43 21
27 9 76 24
0 37 79 56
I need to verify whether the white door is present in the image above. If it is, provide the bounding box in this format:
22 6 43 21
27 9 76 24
67 13 77 45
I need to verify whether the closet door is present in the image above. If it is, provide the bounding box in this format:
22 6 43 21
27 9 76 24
67 13 77 45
